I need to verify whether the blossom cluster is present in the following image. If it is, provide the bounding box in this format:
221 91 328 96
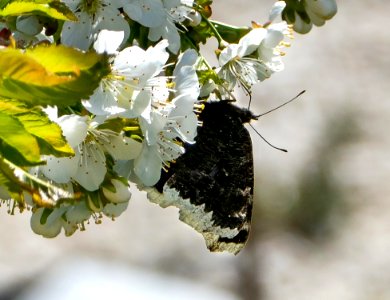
0 0 337 238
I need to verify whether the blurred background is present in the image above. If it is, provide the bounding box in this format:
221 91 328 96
1 0 390 299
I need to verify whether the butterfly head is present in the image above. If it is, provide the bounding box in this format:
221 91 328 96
200 100 258 125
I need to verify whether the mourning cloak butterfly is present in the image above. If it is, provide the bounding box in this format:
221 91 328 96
146 101 256 254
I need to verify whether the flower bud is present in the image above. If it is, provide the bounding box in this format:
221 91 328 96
16 16 43 36
292 12 313 34
188 10 202 27
102 179 131 203
30 207 64 238
306 9 326 26
65 202 91 224
305 0 337 20
103 201 129 218
269 1 286 22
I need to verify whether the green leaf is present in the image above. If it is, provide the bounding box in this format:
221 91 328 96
0 158 25 204
196 0 212 6
282 0 311 25
197 69 224 86
0 45 110 107
212 21 250 44
0 110 42 164
25 44 101 72
186 20 213 46
0 99 74 157
0 0 77 21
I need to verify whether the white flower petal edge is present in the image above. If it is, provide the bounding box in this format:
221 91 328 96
134 143 165 186
269 1 286 22
83 40 170 119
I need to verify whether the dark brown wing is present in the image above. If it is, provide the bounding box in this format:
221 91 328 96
148 101 254 254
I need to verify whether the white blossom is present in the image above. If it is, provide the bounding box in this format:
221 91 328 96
83 39 170 118
41 108 141 191
148 0 194 53
120 0 166 28
121 0 194 53
218 27 270 92
218 2 291 92
61 0 129 50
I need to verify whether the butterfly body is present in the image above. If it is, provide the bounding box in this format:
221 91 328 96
149 101 256 254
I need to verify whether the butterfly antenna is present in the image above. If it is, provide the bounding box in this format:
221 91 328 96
248 92 253 109
249 124 288 153
256 90 306 118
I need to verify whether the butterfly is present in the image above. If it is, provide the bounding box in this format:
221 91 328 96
146 100 257 254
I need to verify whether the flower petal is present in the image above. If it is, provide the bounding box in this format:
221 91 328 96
95 6 130 46
171 112 197 143
103 135 142 160
41 153 79 183
72 143 106 191
83 84 127 116
93 30 124 54
122 0 165 27
140 111 168 145
238 27 267 57
61 12 93 50
57 115 88 147
134 143 162 186
173 49 200 107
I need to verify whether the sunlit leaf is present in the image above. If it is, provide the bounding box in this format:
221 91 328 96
0 45 110 107
25 44 102 72
0 158 25 205
0 99 74 157
0 0 77 21
0 110 42 164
